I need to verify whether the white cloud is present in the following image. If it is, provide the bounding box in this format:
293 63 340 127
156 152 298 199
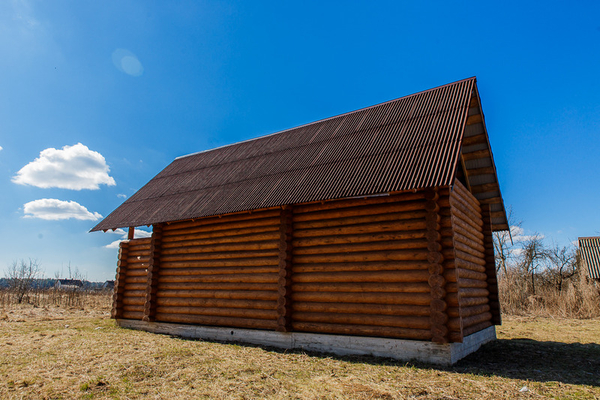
117 194 127 199
510 225 544 242
12 143 116 190
0 146 3 151
24 199 102 221
104 228 152 249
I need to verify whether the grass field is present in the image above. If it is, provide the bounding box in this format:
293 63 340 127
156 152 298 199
1 304 599 399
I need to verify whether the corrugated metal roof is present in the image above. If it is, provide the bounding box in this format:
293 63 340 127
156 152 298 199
579 237 600 279
92 77 508 232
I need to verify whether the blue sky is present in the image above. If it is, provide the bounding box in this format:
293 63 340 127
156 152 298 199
1 1 599 281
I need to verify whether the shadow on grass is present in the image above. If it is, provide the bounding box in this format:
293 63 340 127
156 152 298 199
214 336 600 387
453 338 600 387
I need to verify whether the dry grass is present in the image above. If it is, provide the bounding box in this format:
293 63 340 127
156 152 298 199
499 271 600 319
1 302 599 399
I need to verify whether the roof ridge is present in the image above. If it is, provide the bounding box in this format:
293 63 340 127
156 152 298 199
176 77 476 160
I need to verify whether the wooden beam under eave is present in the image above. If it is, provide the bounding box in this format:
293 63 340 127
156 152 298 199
466 166 496 176
470 182 500 194
461 149 491 161
466 114 482 125
127 227 135 240
461 133 488 147
459 154 472 192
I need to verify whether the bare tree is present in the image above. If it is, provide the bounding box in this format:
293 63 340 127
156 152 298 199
493 207 521 276
546 244 577 291
519 235 546 295
5 259 43 304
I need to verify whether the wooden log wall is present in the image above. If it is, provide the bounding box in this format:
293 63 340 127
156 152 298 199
119 238 152 320
439 188 464 342
154 209 281 330
290 192 435 341
111 185 501 343
449 180 494 337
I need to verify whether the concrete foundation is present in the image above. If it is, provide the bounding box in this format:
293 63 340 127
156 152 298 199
117 319 496 365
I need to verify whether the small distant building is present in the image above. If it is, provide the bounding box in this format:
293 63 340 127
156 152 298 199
55 279 84 291
102 280 115 290
579 237 600 281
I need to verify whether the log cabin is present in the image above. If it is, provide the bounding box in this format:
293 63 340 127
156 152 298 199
92 77 508 364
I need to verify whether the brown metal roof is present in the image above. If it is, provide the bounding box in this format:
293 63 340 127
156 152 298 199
92 77 509 232
579 237 600 280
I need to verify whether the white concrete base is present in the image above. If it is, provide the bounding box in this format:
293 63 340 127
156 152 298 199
117 319 496 365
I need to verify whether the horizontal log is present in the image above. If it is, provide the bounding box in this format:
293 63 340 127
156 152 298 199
156 306 277 320
161 231 280 248
455 258 486 273
161 240 279 255
292 230 428 248
292 282 430 293
160 249 278 262
292 291 431 306
124 276 147 284
450 189 482 220
458 278 488 289
292 321 432 341
294 249 428 264
447 306 461 319
458 297 489 307
156 266 278 276
453 232 485 254
457 268 488 281
443 268 458 283
293 269 429 284
454 241 485 261
157 297 274 310
127 249 151 257
156 313 278 330
294 219 427 238
293 312 431 330
293 239 428 256
123 283 147 291
163 209 281 232
294 210 428 230
463 320 492 337
164 216 280 236
452 216 484 241
451 205 483 234
455 250 485 267
294 203 427 225
292 302 430 317
159 257 278 269
122 297 145 306
156 272 277 284
157 281 277 292
125 268 148 277
161 225 279 243
460 287 490 298
449 331 463 343
461 304 491 318
446 283 458 293
121 311 144 320
128 238 152 246
156 289 277 301
293 260 428 274
122 290 145 298
294 192 426 214
453 223 485 246
122 305 144 313
462 312 493 329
